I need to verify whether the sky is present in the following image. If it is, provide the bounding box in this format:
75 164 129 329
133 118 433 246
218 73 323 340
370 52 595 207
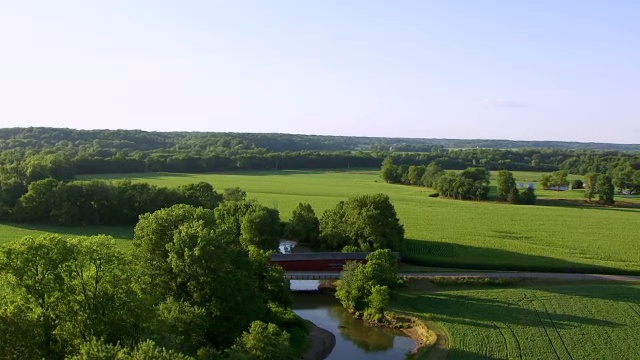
1 1 639 143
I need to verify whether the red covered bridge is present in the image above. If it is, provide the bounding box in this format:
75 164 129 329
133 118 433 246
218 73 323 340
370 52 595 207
270 252 401 279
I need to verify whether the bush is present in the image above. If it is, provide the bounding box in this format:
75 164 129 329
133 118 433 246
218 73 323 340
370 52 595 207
519 187 536 205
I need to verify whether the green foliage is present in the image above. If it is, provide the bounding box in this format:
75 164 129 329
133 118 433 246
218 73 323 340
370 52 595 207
240 206 281 251
133 205 216 297
421 162 444 188
342 245 361 252
11 179 222 226
380 157 400 184
584 172 599 201
541 170 569 190
596 174 615 205
0 235 146 358
177 182 222 209
213 200 257 238
435 167 491 200
284 202 320 248
319 194 404 251
222 187 247 202
226 321 294 360
496 170 517 201
518 187 536 205
507 187 520 204
407 165 427 186
335 249 399 317
584 173 615 205
363 285 390 323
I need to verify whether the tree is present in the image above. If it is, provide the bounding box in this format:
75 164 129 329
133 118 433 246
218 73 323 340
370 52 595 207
507 187 520 204
335 250 399 318
13 178 59 222
613 167 634 193
380 157 400 184
519 187 537 205
213 200 257 238
226 321 293 360
421 162 444 188
363 285 390 323
319 194 404 251
223 187 247 202
177 182 222 209
496 170 517 201
552 170 569 190
133 205 216 298
240 206 281 251
56 236 146 348
318 201 350 251
596 174 615 205
584 173 600 202
407 165 426 186
284 202 319 248
435 168 490 201
0 235 147 358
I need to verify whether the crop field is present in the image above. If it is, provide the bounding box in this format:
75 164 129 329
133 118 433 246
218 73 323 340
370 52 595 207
77 170 640 274
394 283 640 359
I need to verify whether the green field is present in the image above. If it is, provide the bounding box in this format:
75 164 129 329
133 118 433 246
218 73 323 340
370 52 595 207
394 282 640 359
0 223 133 248
70 170 640 274
2 170 636 273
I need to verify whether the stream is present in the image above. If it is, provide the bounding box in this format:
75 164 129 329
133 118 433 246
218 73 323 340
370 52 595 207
291 280 416 359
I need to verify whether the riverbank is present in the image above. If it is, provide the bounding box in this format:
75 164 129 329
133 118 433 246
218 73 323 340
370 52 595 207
301 322 336 360
311 283 435 358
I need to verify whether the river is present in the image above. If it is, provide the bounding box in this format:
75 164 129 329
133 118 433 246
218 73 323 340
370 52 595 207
291 280 416 360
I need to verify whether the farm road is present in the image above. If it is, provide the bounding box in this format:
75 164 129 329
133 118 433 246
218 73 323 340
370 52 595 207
286 271 640 281
402 271 640 282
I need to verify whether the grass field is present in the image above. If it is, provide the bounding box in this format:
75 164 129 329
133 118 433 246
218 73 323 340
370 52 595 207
0 223 133 249
71 170 640 274
394 282 640 359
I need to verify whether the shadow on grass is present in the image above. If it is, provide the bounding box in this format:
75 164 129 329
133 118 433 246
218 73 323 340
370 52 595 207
393 290 621 331
537 283 640 305
0 222 134 241
535 198 640 212
401 238 638 275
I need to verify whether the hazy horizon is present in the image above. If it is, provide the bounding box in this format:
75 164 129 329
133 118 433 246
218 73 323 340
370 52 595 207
2 1 639 143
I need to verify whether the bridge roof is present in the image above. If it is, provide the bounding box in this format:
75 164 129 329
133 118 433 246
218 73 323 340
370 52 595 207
270 252 370 262
270 252 400 262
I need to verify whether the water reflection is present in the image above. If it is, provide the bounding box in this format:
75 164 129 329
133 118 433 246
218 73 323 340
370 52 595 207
293 291 415 359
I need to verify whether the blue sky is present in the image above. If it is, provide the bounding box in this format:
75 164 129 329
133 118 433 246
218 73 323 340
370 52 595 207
1 1 639 143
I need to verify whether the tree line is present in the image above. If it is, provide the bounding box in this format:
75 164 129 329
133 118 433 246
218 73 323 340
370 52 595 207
0 184 407 358
381 158 538 204
0 204 305 359
2 128 640 179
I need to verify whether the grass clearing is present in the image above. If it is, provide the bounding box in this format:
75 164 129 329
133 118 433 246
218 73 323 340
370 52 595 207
0 223 134 249
394 282 640 359
76 170 640 274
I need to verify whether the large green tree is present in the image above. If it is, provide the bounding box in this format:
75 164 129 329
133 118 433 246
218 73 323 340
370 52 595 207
496 170 517 201
335 250 399 321
319 194 404 251
284 202 320 248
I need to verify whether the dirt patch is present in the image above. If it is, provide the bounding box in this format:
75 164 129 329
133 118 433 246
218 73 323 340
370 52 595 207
301 323 336 360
